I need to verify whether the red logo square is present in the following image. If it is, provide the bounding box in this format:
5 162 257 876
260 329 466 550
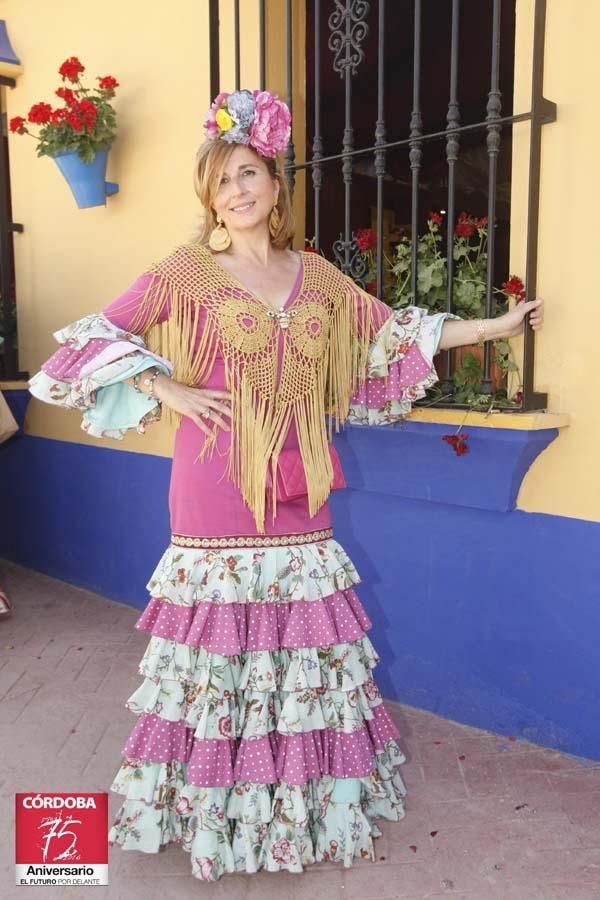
15 793 108 887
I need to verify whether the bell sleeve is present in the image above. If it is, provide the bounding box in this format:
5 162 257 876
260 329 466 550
28 271 174 439
347 281 460 426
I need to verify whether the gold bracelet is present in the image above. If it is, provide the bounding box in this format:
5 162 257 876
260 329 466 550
475 320 486 346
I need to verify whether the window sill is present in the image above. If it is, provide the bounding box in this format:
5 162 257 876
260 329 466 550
407 407 570 431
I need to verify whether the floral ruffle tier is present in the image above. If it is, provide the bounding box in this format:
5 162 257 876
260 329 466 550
107 535 407 881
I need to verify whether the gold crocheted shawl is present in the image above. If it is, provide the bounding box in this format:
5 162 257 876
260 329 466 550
127 242 387 532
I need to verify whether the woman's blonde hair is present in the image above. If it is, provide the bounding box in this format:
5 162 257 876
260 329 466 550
192 140 294 250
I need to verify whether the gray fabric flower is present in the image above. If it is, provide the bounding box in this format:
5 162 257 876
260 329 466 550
222 124 250 145
227 90 255 128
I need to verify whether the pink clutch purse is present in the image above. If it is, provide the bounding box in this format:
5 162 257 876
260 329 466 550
266 444 346 503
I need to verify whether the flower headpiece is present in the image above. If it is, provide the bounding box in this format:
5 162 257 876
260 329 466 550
203 89 291 159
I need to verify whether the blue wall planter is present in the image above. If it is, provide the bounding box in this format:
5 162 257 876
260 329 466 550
52 147 119 208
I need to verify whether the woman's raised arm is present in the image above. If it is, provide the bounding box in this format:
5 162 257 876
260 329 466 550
345 272 543 427
437 298 544 350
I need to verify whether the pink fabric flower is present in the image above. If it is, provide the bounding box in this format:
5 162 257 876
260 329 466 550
271 837 292 864
218 714 232 737
249 90 291 158
204 91 230 139
196 857 214 879
362 679 380 701
175 796 192 816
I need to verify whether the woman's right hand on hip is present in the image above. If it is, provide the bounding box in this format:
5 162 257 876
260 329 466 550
154 376 232 436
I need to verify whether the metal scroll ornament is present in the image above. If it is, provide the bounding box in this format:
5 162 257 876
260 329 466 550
332 235 369 287
328 0 370 76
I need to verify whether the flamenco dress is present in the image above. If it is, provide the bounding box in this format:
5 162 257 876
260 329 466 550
29 244 452 881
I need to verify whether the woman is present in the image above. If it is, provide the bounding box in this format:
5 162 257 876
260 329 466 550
29 89 543 881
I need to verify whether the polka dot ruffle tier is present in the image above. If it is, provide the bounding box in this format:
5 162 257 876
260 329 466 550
108 536 409 880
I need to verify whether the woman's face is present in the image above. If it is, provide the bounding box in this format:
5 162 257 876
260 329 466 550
212 145 279 237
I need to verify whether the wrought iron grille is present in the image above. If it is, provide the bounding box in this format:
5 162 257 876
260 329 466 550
210 0 555 411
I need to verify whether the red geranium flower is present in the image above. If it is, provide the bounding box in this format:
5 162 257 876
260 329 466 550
501 275 526 302
28 102 53 125
65 110 84 132
56 86 78 107
78 99 98 129
9 116 27 134
429 211 443 226
98 75 119 94
64 100 97 134
454 211 477 239
356 228 377 252
442 432 469 456
50 109 67 126
59 56 85 83
455 222 475 237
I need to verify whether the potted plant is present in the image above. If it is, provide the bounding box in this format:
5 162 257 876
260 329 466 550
10 56 120 208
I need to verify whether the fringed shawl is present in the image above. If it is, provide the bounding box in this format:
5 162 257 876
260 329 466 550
127 242 387 533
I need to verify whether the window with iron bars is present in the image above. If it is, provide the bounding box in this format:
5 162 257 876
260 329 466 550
210 0 556 411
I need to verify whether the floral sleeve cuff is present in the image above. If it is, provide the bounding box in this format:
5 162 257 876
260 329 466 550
28 313 173 439
347 306 459 426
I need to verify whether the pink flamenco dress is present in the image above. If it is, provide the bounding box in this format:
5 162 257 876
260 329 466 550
28 243 453 881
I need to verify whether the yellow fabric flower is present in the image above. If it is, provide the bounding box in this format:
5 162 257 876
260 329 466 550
216 109 234 132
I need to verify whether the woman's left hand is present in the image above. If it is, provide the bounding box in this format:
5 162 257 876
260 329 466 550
495 298 544 339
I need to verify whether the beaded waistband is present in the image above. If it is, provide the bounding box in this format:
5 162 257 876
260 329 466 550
170 527 334 549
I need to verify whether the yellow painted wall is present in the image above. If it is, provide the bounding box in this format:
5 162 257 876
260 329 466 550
3 0 259 458
510 0 600 521
4 0 297 460
4 0 599 522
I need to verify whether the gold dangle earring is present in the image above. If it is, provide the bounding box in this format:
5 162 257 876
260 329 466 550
209 214 231 252
269 204 280 239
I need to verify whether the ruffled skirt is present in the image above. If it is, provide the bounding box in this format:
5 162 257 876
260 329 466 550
107 532 407 881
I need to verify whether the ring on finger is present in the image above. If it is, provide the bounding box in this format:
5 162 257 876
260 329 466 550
200 410 211 420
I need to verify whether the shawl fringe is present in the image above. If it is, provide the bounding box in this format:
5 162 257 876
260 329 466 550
126 243 381 532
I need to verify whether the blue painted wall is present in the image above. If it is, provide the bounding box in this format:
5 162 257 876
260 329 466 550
0 434 171 604
2 429 599 760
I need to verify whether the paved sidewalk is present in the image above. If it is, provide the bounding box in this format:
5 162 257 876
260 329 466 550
1 560 599 900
